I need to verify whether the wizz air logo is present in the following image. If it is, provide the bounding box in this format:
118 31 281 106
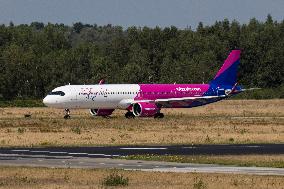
176 87 201 92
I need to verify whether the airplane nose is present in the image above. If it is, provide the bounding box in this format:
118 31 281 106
43 96 55 107
43 96 49 106
43 95 63 108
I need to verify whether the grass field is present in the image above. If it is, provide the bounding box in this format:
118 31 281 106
0 167 283 189
124 154 284 168
0 100 283 188
0 100 283 147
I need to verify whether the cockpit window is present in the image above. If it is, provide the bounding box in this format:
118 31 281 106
48 91 65 96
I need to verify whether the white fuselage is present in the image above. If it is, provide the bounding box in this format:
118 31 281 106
43 84 140 109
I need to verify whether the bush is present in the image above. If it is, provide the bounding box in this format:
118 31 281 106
71 127 81 134
193 178 207 189
102 171 129 186
229 138 235 142
17 128 25 134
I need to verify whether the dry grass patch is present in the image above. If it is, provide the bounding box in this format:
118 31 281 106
0 167 283 189
0 100 283 146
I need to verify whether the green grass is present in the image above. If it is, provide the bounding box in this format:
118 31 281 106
0 99 45 107
123 154 284 168
193 177 207 189
102 171 129 186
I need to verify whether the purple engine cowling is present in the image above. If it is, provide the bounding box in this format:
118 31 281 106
132 102 159 117
89 109 114 116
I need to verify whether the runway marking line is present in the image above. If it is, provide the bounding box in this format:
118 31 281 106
0 153 21 156
30 151 50 153
103 155 112 157
120 148 167 150
87 154 106 156
49 152 68 154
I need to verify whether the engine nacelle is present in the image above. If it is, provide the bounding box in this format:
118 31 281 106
89 109 114 116
132 102 159 117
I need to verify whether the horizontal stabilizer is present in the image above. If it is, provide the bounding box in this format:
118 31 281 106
240 88 261 91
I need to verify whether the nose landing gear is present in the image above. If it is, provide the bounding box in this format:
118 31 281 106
64 109 71 119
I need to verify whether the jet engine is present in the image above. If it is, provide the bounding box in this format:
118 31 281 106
132 102 160 117
89 109 114 116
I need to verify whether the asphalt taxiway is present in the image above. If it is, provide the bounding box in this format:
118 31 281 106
0 144 283 176
0 154 284 176
1 144 283 158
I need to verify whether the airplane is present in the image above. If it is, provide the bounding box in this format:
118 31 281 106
43 49 255 119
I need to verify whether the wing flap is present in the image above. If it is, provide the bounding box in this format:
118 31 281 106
155 95 225 107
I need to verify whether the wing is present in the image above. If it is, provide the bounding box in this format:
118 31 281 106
133 95 226 108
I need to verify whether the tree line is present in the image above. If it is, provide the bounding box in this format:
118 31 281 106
0 15 283 100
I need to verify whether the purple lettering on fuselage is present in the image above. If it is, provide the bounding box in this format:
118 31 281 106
79 88 100 101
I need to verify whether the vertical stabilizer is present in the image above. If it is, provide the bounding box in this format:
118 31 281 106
210 50 241 86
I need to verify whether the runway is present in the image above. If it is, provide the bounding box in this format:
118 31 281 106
1 144 283 176
1 144 284 158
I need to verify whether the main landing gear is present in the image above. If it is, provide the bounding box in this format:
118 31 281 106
64 109 71 119
154 113 164 119
124 111 164 119
125 111 135 119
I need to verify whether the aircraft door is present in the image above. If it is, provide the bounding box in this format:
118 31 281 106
69 88 79 108
103 88 108 102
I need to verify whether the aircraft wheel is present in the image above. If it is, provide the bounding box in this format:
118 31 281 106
125 111 135 119
102 115 111 119
154 113 164 119
64 114 70 119
64 109 71 119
